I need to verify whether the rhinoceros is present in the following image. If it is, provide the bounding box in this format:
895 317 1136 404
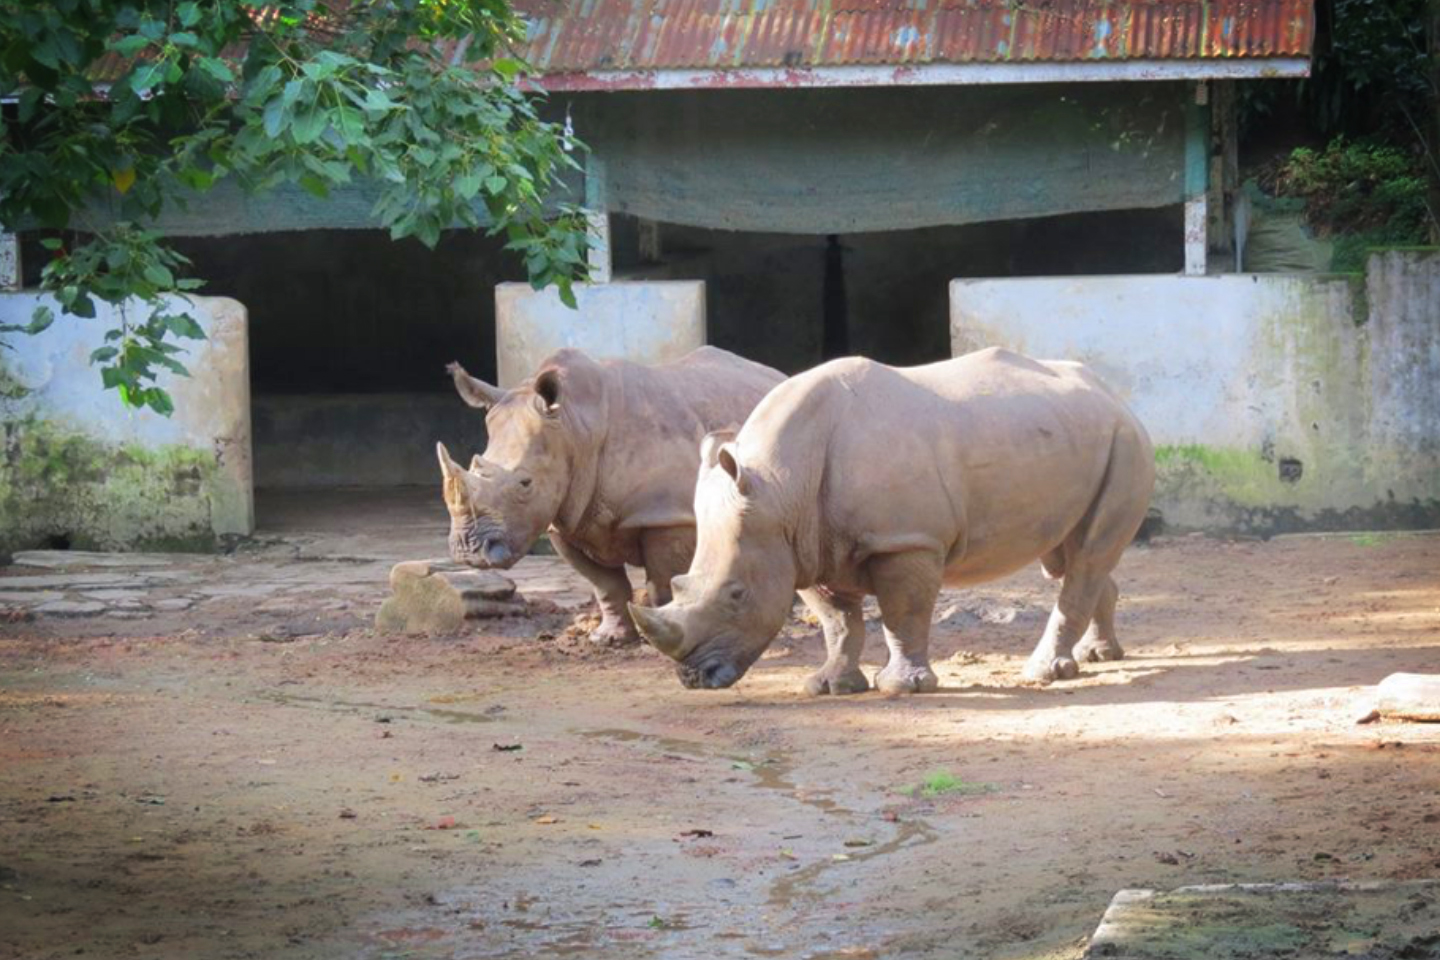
628 347 1155 692
437 347 784 644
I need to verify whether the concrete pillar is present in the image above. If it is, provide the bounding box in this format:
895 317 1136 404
584 155 612 284
637 218 662 263
1184 81 1210 276
0 232 19 291
494 280 706 388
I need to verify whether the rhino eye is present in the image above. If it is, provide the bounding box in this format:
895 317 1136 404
518 477 533 489
728 584 747 602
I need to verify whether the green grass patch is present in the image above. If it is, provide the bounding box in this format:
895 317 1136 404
900 770 999 798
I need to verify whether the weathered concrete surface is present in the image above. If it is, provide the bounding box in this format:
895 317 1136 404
494 281 706 388
951 250 1440 535
0 294 252 553
375 560 524 635
1376 673 1440 722
253 393 486 488
1085 881 1440 958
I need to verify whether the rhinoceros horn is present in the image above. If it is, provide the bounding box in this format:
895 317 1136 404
628 602 685 657
436 441 464 479
446 361 506 409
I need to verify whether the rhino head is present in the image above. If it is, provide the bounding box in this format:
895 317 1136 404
437 361 572 570
629 432 796 689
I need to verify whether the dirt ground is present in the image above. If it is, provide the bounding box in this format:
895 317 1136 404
2 513 1439 960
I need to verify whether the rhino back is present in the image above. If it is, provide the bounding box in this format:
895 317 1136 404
739 348 1150 584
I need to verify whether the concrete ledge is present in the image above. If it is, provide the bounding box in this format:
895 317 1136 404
1087 881 1440 958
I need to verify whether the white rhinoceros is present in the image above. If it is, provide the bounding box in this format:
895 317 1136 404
438 346 783 645
629 347 1155 691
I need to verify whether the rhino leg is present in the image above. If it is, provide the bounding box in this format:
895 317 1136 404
1071 575 1124 663
870 551 942 695
550 532 639 646
639 526 697 608
798 588 869 696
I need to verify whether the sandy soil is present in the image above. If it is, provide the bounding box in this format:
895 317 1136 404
2 531 1439 960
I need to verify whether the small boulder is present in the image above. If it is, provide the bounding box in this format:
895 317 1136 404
1375 673 1440 723
375 559 524 634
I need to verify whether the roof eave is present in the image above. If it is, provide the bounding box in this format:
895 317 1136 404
531 58 1311 93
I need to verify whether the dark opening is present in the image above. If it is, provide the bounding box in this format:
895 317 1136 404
43 533 72 550
166 229 524 509
612 207 1183 374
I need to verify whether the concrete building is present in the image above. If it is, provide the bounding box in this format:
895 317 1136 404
5 0 1436 547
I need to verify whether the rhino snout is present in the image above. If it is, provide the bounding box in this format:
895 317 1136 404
677 659 741 690
482 537 514 568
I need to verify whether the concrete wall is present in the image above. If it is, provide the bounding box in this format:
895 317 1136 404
494 281 706 388
253 393 486 489
0 294 252 553
950 250 1440 535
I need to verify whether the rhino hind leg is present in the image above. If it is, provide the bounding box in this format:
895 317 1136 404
550 533 640 646
870 551 943 696
1071 575 1124 663
799 588 870 696
1024 425 1149 682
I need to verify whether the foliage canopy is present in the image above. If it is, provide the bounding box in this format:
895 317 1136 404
0 0 588 414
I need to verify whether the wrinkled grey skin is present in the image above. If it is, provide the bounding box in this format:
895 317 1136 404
630 347 1155 692
439 347 783 644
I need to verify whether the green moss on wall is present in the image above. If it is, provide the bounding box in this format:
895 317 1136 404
1155 444 1288 509
0 415 222 554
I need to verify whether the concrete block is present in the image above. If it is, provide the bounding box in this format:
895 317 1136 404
1086 881 1440 958
494 281 705 388
1376 673 1440 722
375 559 524 634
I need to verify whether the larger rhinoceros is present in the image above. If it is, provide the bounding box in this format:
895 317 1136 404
437 346 784 645
629 347 1155 692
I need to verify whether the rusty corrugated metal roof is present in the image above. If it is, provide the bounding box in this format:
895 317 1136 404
512 0 1314 73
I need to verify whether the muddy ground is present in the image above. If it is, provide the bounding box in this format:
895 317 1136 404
2 517 1439 960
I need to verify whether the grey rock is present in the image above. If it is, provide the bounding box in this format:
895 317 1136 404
33 599 108 617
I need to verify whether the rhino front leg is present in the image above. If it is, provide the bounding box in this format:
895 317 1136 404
1071 574 1124 663
638 526 696 608
870 551 943 695
798 588 869 696
549 532 639 646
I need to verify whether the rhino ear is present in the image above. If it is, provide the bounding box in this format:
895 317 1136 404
533 369 562 417
700 429 739 469
716 442 749 496
447 362 505 410
437 442 465 482
469 454 484 473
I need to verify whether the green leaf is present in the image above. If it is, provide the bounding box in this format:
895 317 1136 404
297 173 329 198
169 31 200 49
142 263 175 287
484 175 508 196
262 97 288 138
130 60 166 93
290 107 329 144
113 35 151 57
177 2 202 27
197 57 234 83
39 238 64 251
90 346 119 363
492 58 524 81
28 306 55 335
165 314 206 340
364 88 396 113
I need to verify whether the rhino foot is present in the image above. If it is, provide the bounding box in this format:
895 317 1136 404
1022 655 1079 683
803 665 871 697
875 662 939 696
589 617 641 648
1073 638 1124 663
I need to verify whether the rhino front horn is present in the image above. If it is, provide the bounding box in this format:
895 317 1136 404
628 603 685 657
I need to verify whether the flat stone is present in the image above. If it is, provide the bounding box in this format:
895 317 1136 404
376 561 523 634
0 591 63 604
11 550 184 569
153 597 197 612
1376 672 1440 722
1085 881 1440 958
33 600 108 618
81 589 150 602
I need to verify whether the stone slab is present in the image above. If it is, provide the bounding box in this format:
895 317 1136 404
11 550 185 570
376 560 523 634
1085 881 1440 958
33 600 108 617
1376 673 1440 722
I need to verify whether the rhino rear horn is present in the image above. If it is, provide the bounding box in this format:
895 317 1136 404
446 362 505 409
628 603 686 658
